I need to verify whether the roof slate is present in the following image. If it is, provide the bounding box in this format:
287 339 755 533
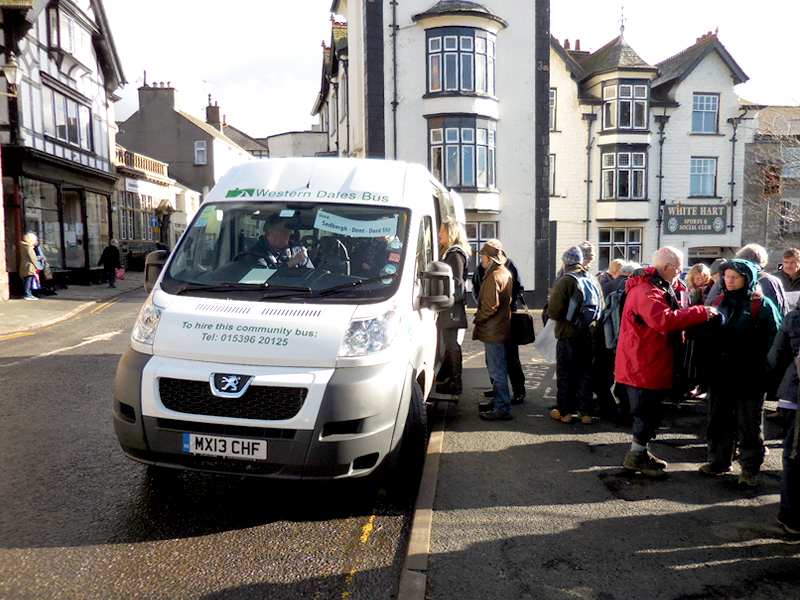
653 32 747 88
576 34 656 79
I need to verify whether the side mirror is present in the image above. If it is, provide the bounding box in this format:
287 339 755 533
144 250 169 292
420 261 454 311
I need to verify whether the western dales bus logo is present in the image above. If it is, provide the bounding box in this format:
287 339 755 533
225 188 314 199
226 188 256 198
224 188 389 202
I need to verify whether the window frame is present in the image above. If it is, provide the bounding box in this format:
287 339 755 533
549 88 557 131
426 27 496 96
194 140 208 166
598 226 643 270
428 116 497 191
603 82 649 132
691 93 720 134
690 157 718 197
600 148 647 200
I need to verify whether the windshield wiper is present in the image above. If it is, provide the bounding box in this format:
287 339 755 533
315 273 398 297
175 282 312 296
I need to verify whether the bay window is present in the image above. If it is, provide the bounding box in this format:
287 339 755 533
601 148 647 200
427 27 496 95
429 117 496 190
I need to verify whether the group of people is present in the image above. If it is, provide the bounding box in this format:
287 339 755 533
544 241 800 536
434 219 526 422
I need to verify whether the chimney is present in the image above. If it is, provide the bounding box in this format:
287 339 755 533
138 80 178 110
575 39 581 51
564 38 570 50
206 96 223 132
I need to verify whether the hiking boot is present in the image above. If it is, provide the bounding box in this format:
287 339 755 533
738 469 759 487
550 409 572 423
698 463 731 477
510 394 526 405
579 413 593 425
647 450 668 470
623 450 666 477
479 409 513 421
478 402 494 413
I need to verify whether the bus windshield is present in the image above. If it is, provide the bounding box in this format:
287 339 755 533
161 202 409 303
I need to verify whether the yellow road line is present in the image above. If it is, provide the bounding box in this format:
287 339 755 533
90 298 119 314
0 331 36 341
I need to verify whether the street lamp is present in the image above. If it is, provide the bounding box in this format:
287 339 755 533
0 52 22 97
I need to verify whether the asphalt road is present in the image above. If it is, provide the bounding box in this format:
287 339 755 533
0 289 418 600
425 330 800 600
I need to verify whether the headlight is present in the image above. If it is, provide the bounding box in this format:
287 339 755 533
131 295 163 345
339 305 400 357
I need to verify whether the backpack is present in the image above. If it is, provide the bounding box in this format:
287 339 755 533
600 287 627 351
565 271 601 329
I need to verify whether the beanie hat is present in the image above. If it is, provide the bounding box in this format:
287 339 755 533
480 239 506 265
562 245 584 266
709 258 726 276
580 241 595 262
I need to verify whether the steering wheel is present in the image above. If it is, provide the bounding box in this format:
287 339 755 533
231 251 264 262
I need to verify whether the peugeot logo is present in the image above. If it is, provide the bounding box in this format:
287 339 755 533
210 373 254 398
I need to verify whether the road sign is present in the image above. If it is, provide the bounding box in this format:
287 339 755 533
150 216 159 228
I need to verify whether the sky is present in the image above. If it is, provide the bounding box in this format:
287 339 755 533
104 0 799 140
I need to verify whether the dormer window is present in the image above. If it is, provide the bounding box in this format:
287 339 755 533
427 28 496 96
603 82 649 131
47 6 94 68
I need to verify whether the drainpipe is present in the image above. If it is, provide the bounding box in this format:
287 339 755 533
390 0 399 159
726 112 745 233
654 113 670 248
582 112 597 240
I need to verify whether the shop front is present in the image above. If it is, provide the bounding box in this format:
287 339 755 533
3 152 119 291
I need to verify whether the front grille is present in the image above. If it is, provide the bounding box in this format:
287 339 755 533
159 378 308 421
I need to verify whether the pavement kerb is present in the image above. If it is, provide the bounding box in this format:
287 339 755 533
397 402 449 600
0 283 144 338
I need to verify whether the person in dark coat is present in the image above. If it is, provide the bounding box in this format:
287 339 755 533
775 248 800 293
435 218 471 396
546 245 602 424
706 245 788 315
699 259 782 487
98 239 121 288
767 304 800 534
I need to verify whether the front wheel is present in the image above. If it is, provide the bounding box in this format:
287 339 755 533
380 381 428 492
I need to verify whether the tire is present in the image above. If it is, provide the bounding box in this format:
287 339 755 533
382 381 428 491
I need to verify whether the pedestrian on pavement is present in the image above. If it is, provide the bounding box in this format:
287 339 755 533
98 239 121 289
615 246 717 477
706 244 788 315
598 258 625 289
686 263 711 306
767 311 800 534
19 232 39 301
699 259 781 487
473 239 514 421
472 249 527 404
776 248 800 292
435 217 471 396
601 259 628 298
547 245 602 424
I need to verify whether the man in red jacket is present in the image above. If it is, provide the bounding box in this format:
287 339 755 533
615 246 717 476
